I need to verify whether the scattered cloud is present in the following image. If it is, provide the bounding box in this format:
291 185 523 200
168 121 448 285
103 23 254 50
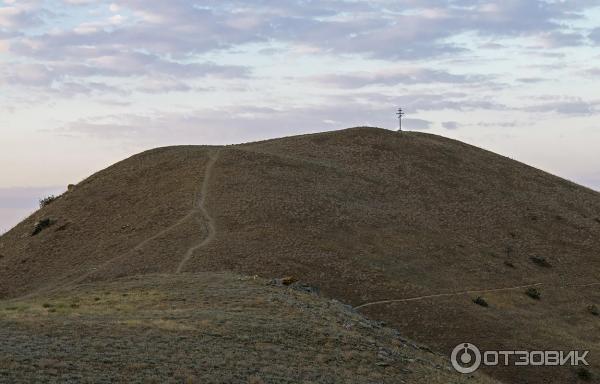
56 101 424 145
313 68 490 89
523 99 599 116
442 121 459 130
589 28 600 44
516 77 546 84
403 118 432 130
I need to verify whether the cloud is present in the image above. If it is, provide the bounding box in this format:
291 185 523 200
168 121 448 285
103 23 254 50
9 48 249 79
523 99 599 116
1 0 599 137
0 63 55 86
589 28 600 44
6 1 599 62
56 101 417 145
393 93 507 112
0 2 45 29
532 31 585 49
585 68 600 77
0 0 597 99
442 121 459 130
0 53 248 95
403 118 432 130
476 121 520 128
516 77 546 84
313 68 489 88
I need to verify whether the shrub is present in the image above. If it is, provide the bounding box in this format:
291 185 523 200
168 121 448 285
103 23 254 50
525 288 541 300
39 195 57 208
530 256 552 268
576 367 593 381
473 296 489 307
31 218 54 236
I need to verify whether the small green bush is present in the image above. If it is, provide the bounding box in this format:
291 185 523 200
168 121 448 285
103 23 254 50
31 218 54 236
530 256 552 268
525 288 541 300
576 367 593 381
473 296 489 307
39 195 57 208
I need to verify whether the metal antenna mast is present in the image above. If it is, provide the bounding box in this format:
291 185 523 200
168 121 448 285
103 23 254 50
396 108 405 132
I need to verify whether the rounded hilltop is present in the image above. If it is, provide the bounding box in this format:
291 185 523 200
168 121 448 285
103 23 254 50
1 127 599 383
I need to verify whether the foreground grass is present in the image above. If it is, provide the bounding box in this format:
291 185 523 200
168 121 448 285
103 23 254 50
0 273 497 384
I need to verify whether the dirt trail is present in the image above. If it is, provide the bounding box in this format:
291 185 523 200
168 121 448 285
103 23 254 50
355 280 600 310
15 150 219 300
355 282 544 310
175 150 218 273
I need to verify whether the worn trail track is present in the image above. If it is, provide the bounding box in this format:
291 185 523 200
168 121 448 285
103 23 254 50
15 150 219 300
175 150 218 273
355 281 600 310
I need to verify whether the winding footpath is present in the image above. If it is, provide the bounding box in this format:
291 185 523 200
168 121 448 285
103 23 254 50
355 280 600 310
175 150 218 273
15 150 219 301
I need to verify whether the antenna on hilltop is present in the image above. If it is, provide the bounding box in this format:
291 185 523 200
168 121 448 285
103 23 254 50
396 108 405 132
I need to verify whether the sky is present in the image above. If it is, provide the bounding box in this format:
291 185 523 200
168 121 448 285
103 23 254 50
1 0 600 232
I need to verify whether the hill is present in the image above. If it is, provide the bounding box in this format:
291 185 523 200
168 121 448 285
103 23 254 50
1 127 599 383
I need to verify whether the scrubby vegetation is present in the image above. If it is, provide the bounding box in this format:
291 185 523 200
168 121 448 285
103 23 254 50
525 288 541 300
576 367 593 381
530 256 552 268
473 296 489 307
31 218 54 236
39 195 58 208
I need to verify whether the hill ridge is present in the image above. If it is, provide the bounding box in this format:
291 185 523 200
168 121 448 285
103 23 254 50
1 127 599 383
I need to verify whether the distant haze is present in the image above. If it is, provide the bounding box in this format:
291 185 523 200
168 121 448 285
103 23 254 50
0 187 66 233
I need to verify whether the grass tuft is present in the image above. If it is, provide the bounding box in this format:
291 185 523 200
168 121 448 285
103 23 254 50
576 367 593 381
473 296 489 307
530 257 552 268
525 288 541 300
39 195 58 208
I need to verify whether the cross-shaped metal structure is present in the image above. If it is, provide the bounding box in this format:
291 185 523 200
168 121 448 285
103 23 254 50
396 108 405 132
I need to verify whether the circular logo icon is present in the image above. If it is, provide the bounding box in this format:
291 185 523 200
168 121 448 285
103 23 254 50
451 343 482 374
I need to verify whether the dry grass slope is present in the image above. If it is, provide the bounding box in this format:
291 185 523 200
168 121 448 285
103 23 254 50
0 273 497 384
1 127 599 383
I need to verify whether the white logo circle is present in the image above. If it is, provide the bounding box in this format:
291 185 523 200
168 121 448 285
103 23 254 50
451 343 482 374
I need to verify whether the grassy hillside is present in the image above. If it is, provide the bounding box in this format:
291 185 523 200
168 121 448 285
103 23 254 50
1 273 496 383
1 127 599 383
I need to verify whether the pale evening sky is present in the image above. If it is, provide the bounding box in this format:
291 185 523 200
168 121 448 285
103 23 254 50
1 0 600 232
